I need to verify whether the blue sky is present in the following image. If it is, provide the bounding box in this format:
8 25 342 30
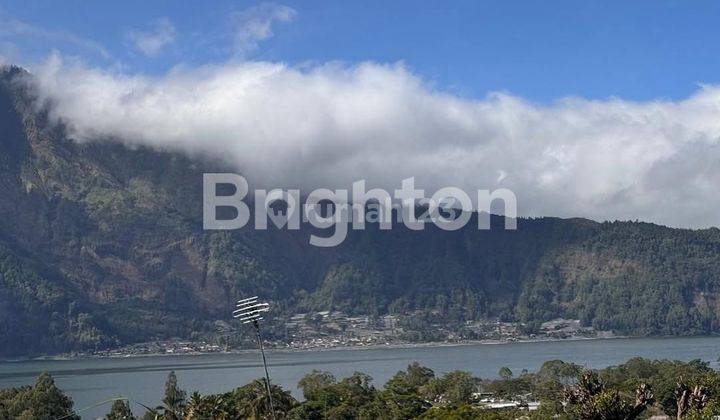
2 0 720 102
4 1 720 228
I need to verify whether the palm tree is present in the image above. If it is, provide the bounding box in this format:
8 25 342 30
184 392 204 419
185 392 232 419
236 380 269 419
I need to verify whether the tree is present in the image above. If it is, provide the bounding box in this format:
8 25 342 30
675 380 709 419
536 359 582 385
381 363 435 418
498 367 513 381
297 370 336 400
563 371 654 420
385 362 435 395
161 371 186 419
184 392 204 419
0 372 81 420
184 392 230 420
292 372 378 419
233 379 297 419
405 362 436 389
106 399 135 420
424 371 480 405
328 372 377 418
418 404 483 419
484 375 533 400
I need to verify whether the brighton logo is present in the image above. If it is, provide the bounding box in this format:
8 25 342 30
203 174 517 247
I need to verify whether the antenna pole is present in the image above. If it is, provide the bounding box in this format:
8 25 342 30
233 296 275 420
254 320 276 420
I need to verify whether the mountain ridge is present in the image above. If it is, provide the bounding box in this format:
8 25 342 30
2 66 720 356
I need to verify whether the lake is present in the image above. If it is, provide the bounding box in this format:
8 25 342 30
2 336 720 419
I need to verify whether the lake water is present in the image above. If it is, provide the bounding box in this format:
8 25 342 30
2 336 720 419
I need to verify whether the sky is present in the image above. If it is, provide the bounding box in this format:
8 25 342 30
2 1 720 228
4 0 720 101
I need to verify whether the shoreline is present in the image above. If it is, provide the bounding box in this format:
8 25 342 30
8 334 720 363
3 334 633 363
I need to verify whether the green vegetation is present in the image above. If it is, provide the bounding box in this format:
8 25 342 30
5 357 720 419
105 399 135 420
0 372 78 419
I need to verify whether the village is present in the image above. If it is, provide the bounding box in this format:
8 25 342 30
79 313 607 358
279 311 606 350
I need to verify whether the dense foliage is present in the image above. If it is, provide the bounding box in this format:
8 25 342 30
4 357 720 419
107 358 720 419
4 67 720 356
0 372 78 419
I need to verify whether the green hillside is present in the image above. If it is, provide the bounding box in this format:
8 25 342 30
2 66 720 356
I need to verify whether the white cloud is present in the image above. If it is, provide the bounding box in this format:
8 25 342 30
26 54 720 229
230 3 296 56
0 16 110 59
126 18 176 57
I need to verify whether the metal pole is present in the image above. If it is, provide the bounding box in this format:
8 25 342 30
254 320 276 420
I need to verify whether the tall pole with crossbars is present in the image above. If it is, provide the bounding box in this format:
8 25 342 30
233 296 276 420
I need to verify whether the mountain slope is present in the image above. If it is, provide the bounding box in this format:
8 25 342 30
2 66 720 356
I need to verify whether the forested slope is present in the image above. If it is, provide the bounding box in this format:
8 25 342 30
2 66 720 356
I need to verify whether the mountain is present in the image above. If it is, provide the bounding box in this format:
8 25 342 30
2 66 720 357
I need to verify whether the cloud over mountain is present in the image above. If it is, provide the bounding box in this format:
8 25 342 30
24 54 720 228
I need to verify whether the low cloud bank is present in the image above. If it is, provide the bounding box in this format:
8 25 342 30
25 55 720 228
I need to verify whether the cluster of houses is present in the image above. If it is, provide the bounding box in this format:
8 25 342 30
282 311 402 348
279 309 602 349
